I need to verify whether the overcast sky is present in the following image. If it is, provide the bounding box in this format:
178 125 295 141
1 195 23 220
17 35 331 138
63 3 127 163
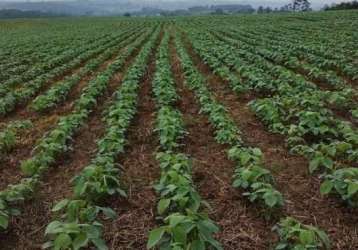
0 0 341 2
0 0 343 9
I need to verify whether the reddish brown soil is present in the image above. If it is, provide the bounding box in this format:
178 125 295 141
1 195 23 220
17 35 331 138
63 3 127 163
0 38 147 250
170 37 275 249
182 34 358 249
0 28 356 250
0 37 139 191
328 105 358 127
102 33 162 250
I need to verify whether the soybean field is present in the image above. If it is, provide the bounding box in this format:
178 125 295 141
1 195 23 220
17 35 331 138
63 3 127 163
0 11 357 250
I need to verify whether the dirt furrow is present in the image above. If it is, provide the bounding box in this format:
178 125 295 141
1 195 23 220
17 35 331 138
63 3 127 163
169 37 275 249
4 32 138 120
102 33 162 250
0 37 140 191
183 35 358 249
212 31 358 123
0 38 148 250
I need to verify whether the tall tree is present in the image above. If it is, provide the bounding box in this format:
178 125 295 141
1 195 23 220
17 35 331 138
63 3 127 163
301 0 311 11
257 6 264 13
292 0 311 12
265 7 273 13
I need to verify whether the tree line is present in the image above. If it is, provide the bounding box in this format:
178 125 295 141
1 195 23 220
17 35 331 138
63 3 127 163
257 0 311 14
0 9 64 19
324 1 358 10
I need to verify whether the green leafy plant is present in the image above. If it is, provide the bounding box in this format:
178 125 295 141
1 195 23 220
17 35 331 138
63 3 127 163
175 34 283 212
352 109 358 120
320 168 358 207
0 177 37 230
147 212 222 250
0 120 32 153
155 107 185 150
43 27 161 249
155 152 202 215
72 163 125 201
273 217 330 250
43 220 108 250
149 33 222 250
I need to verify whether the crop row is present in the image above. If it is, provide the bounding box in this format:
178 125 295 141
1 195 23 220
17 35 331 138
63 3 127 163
0 21 133 83
0 29 152 232
205 13 357 80
215 29 355 89
0 34 104 83
184 25 358 207
219 25 356 82
0 31 123 95
175 33 283 210
29 28 146 112
207 26 357 108
0 120 32 155
43 25 161 250
174 33 331 249
0 27 145 116
209 29 358 120
147 32 221 250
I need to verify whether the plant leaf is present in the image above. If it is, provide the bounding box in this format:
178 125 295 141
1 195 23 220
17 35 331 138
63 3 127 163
0 215 9 229
147 227 166 249
347 182 358 196
92 238 108 250
52 199 69 212
73 233 88 250
54 233 72 250
299 230 315 245
320 180 334 195
45 221 62 235
157 199 170 215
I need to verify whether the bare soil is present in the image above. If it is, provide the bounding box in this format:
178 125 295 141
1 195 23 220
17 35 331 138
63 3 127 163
102 32 162 250
0 27 356 250
0 37 148 250
182 33 358 249
170 36 275 249
0 35 140 191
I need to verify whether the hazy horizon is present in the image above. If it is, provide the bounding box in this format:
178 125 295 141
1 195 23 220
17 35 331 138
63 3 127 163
0 0 345 12
0 0 342 5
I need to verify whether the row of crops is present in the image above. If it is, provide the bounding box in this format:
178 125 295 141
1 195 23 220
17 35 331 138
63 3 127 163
0 10 357 250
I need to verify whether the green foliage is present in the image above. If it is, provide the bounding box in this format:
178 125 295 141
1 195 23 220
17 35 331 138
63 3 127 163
155 152 202 215
320 168 358 207
230 146 283 209
149 33 222 250
44 220 107 250
72 163 125 201
155 107 185 150
273 217 331 250
1 11 357 248
0 177 37 229
44 26 161 249
352 109 358 120
30 30 142 113
0 120 32 153
174 33 283 212
1 23 158 233
147 212 222 250
187 18 358 207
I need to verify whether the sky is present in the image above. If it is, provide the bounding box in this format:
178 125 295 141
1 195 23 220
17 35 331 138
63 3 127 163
0 0 343 9
0 0 341 2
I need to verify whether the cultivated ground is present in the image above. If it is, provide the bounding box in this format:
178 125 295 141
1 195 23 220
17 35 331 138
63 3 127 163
0 11 357 250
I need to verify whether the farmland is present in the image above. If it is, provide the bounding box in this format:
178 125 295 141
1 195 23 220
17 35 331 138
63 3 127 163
0 10 357 250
